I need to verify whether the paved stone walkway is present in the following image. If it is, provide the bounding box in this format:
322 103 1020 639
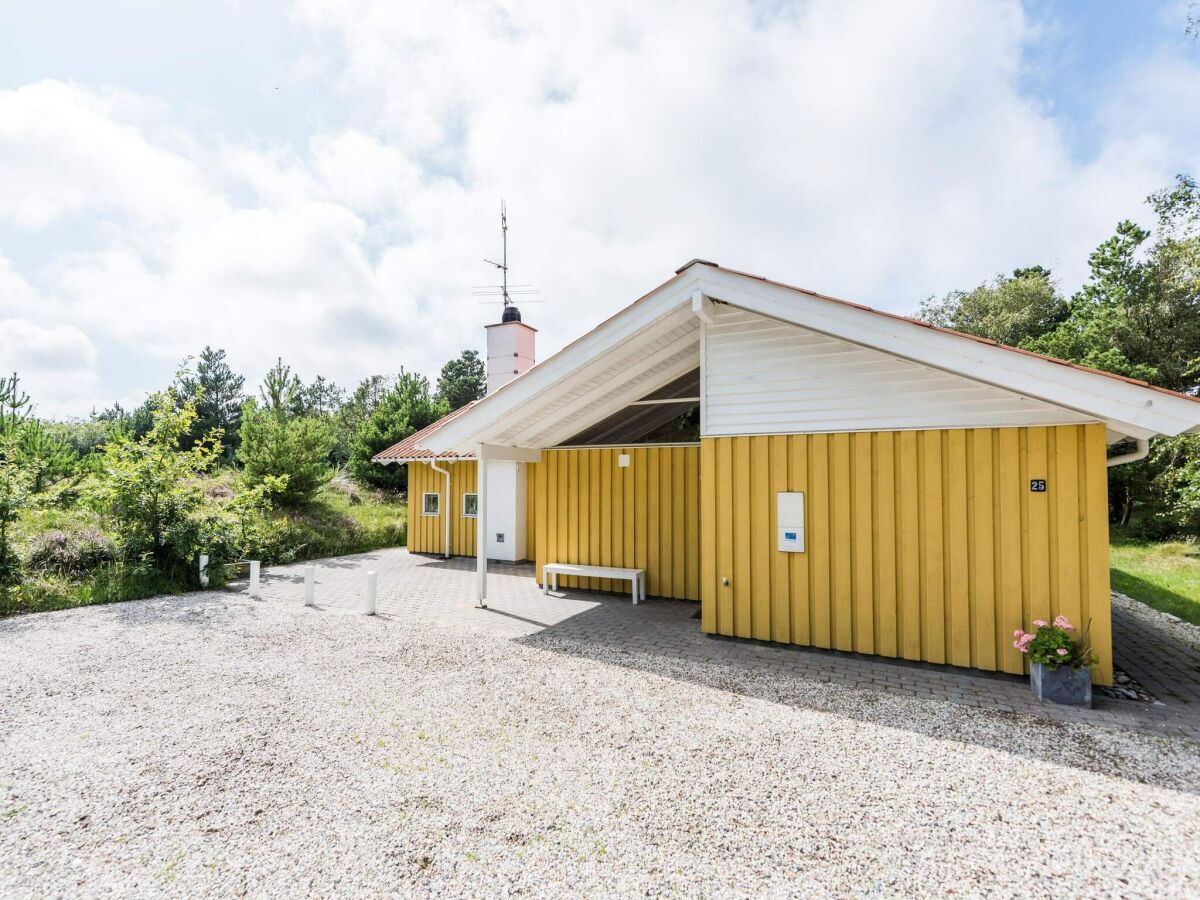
250 548 1200 742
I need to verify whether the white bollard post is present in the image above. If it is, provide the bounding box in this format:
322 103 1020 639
365 571 377 616
198 554 209 588
249 560 261 598
304 566 315 607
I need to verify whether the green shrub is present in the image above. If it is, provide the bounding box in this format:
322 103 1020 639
91 374 222 576
238 402 335 506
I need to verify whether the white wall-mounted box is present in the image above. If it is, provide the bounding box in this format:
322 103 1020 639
777 491 805 552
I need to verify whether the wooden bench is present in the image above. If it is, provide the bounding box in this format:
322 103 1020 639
542 563 646 605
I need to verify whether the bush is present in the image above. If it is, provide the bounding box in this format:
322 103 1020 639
26 528 117 577
92 374 222 575
238 402 335 505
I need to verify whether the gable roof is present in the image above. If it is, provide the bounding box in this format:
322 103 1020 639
418 261 1200 454
372 401 479 464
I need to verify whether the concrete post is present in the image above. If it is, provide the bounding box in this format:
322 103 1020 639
304 566 315 606
198 554 209 588
365 571 377 615
249 560 260 598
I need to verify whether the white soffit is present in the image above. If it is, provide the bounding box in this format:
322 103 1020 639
704 306 1094 436
690 266 1200 440
426 277 698 452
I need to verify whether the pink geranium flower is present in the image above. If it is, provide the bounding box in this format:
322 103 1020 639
1033 619 1048 628
1056 648 1068 656
1053 615 1074 630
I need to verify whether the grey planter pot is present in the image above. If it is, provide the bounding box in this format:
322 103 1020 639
1030 662 1092 707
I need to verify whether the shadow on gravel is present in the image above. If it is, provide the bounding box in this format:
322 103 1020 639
515 594 1200 795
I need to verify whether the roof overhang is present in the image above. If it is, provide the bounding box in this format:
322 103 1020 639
418 262 1200 455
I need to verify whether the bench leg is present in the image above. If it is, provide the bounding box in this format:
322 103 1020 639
631 577 637 606
640 574 647 603
543 566 548 595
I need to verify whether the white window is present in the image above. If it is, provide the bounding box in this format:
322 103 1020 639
422 492 440 516
462 493 479 517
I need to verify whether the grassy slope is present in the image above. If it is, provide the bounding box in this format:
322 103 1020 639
273 482 408 562
1110 536 1200 625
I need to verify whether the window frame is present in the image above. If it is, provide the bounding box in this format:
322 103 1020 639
462 492 479 518
421 492 440 516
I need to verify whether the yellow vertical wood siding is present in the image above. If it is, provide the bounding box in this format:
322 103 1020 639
700 425 1113 685
533 447 701 600
406 461 480 556
407 461 539 559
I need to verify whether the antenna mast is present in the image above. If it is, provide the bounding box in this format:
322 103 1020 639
475 200 542 314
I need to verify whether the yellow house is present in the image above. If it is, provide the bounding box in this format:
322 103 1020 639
375 260 1200 685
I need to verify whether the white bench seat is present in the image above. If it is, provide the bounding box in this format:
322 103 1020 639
542 563 646 605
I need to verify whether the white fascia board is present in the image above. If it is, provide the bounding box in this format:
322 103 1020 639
426 275 698 451
695 268 1200 439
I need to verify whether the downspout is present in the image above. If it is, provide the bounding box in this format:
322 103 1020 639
1107 438 1150 468
429 459 452 558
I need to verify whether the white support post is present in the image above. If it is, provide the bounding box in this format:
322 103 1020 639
249 560 260 598
198 554 209 588
365 571 377 616
304 566 315 607
476 451 488 608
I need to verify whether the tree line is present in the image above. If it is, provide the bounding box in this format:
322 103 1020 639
916 175 1200 537
0 349 486 608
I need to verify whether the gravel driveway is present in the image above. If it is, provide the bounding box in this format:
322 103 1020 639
2 592 1199 897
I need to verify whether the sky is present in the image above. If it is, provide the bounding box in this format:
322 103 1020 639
1 0 1199 419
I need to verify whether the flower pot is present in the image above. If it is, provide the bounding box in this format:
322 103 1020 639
1030 662 1092 708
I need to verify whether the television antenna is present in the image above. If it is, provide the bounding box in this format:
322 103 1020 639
473 200 543 309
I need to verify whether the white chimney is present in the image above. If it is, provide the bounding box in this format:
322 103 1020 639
485 305 536 394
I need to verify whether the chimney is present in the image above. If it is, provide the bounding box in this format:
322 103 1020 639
485 304 536 394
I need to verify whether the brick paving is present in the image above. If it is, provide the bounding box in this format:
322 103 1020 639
252 548 1200 742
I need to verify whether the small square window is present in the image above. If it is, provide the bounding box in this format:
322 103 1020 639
422 492 440 516
462 493 479 517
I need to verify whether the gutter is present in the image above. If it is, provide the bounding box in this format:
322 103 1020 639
1107 437 1150 468
428 459 452 558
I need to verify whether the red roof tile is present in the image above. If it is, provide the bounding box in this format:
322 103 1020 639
371 401 480 463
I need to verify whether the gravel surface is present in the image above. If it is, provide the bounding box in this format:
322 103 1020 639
2 593 1199 898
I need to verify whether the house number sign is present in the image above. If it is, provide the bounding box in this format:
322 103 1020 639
1030 479 1047 492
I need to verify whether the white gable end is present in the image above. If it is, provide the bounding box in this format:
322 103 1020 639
703 305 1095 437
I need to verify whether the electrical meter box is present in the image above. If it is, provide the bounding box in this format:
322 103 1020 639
777 492 805 552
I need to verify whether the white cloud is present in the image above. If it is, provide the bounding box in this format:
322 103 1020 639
0 0 1198 416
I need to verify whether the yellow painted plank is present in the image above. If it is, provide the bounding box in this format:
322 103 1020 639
534 460 547 582
634 448 649 592
624 447 636 585
716 438 735 634
733 437 753 637
971 429 997 671
751 436 772 640
944 430 970 668
647 447 661 597
872 432 896 657
897 430 921 661
789 435 810 646
852 432 875 656
919 431 944 664
1082 424 1113 685
673 446 686 600
770 435 791 643
830 432 853 652
660 447 673 599
1025 427 1051 628
700 439 718 632
612 449 625 572
1054 426 1082 628
599 451 612 592
685 447 700 602
997 429 1023 674
808 434 831 648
